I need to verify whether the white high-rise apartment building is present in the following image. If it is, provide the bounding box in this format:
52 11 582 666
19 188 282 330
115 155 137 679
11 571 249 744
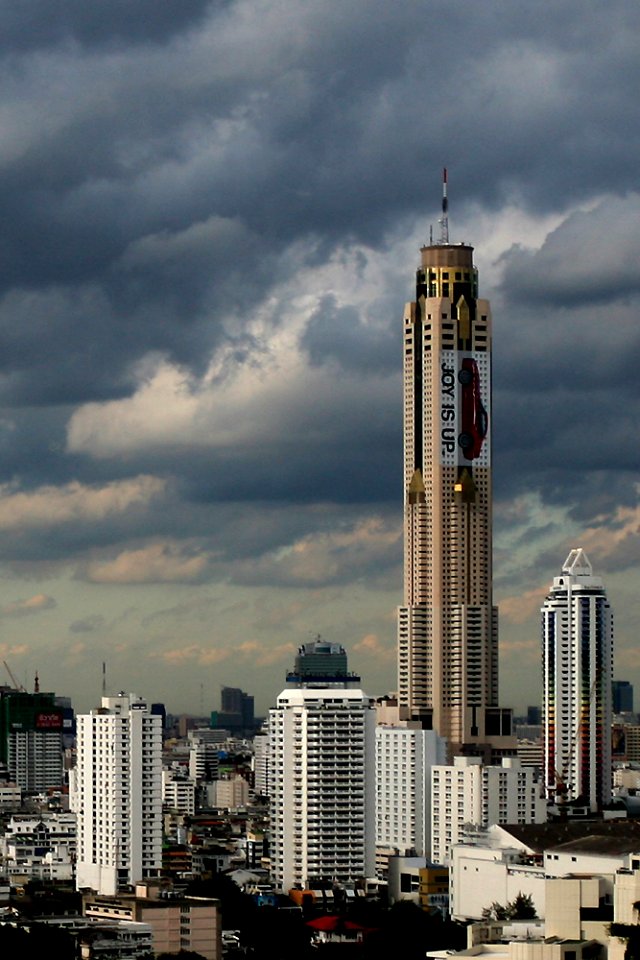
75 693 162 895
431 756 546 864
269 642 375 893
542 548 613 810
375 725 446 861
397 172 513 757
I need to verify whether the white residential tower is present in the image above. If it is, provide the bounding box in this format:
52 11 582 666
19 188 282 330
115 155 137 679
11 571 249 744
542 548 613 810
269 641 376 892
75 693 162 895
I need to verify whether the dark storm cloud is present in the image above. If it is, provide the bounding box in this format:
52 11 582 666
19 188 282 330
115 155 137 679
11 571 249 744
299 294 397 374
0 0 637 571
0 1 213 52
500 197 640 307
0 0 635 400
491 190 640 519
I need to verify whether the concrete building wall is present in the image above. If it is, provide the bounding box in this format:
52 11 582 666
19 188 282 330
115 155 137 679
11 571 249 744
375 724 446 860
450 844 545 921
432 757 545 864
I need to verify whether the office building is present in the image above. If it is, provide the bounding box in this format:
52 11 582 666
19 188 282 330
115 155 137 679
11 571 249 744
397 172 513 757
431 756 546 864
75 693 162 895
0 689 64 793
269 640 375 892
188 729 220 783
292 639 349 679
542 548 613 810
375 724 446 863
211 686 254 733
612 680 634 715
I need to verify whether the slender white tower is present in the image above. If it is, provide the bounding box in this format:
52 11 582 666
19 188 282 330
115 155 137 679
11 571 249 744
542 548 613 810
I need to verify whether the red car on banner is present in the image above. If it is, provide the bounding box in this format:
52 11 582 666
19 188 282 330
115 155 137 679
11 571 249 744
458 357 488 460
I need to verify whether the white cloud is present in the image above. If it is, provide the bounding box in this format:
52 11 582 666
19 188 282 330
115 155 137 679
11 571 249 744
83 541 210 584
0 594 56 619
0 476 166 530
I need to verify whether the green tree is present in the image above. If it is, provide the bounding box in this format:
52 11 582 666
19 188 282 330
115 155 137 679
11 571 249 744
482 892 537 921
508 892 537 920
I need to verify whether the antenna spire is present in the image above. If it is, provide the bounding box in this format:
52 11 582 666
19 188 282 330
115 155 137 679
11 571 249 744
439 167 449 244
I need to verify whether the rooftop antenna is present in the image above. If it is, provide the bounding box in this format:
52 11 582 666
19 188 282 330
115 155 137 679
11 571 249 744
438 167 449 245
34 671 39 694
102 661 106 696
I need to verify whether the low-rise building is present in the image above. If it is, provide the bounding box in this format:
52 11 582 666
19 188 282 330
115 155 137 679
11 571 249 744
162 770 196 816
83 884 221 960
0 812 76 882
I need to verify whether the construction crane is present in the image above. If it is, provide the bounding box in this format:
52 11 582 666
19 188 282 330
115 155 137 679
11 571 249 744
3 660 26 692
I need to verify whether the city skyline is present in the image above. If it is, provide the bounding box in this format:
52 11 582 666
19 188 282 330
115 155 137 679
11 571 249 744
0 3 638 715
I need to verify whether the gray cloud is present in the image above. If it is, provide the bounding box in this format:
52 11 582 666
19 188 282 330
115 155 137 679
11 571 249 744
69 614 106 634
0 0 637 709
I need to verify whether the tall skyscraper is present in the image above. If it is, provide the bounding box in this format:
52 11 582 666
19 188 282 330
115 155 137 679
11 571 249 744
75 693 162 895
398 172 513 757
542 548 613 810
269 640 375 893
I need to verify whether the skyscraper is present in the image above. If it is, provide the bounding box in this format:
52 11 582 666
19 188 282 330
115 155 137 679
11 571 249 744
75 693 162 895
542 548 613 810
269 640 375 893
398 172 513 758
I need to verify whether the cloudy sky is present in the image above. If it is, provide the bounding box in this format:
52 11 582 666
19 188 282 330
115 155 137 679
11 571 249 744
0 0 638 717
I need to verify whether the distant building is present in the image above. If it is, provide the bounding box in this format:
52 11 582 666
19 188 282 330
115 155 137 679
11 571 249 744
542 548 613 810
211 686 254 733
213 774 249 810
269 640 375 892
613 680 634 715
0 689 64 792
75 693 162 895
188 730 220 783
527 705 542 725
162 770 196 816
